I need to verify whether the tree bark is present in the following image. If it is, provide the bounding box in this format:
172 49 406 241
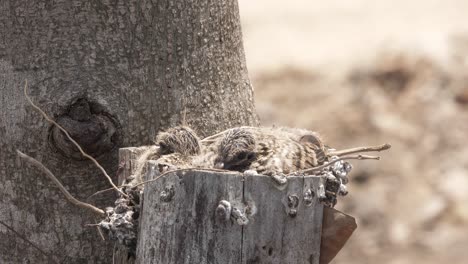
0 0 257 263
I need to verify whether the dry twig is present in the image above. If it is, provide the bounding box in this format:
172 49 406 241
132 167 236 188
327 143 391 156
300 154 381 174
17 150 105 217
133 155 381 187
23 80 126 197
94 218 106 241
84 223 101 227
87 187 116 200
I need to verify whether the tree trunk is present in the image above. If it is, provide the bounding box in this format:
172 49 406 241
0 0 257 263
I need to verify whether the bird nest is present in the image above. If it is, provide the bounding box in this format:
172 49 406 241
97 126 390 254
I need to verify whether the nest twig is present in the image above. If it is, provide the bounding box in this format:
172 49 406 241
300 154 381 174
327 143 391 156
17 150 105 217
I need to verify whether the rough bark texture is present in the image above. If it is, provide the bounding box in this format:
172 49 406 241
0 0 257 263
136 164 323 264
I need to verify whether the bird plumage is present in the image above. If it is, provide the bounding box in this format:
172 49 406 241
154 126 201 156
153 126 328 176
239 127 326 175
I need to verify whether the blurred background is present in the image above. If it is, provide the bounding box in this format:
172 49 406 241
238 1 468 263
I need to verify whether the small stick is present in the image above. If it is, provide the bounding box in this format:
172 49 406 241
327 143 391 157
132 167 237 188
133 154 378 187
17 150 105 217
84 223 101 227
87 187 115 200
23 80 126 198
300 154 380 174
94 218 106 241
0 219 59 264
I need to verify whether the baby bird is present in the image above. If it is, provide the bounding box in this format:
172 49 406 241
155 126 201 156
151 126 202 173
213 127 327 175
152 126 328 178
213 128 257 171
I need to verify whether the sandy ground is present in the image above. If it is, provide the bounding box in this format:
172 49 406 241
238 1 468 263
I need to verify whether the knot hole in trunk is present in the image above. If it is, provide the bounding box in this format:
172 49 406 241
48 98 121 160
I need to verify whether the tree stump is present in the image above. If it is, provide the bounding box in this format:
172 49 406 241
138 164 324 264
117 147 357 264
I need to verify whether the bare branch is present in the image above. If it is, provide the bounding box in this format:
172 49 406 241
327 143 391 157
17 150 105 217
94 218 106 241
0 219 59 264
131 154 379 187
87 187 116 200
300 154 381 174
23 80 126 197
132 167 237 188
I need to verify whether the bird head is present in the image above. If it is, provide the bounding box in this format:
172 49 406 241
214 128 256 171
155 126 201 156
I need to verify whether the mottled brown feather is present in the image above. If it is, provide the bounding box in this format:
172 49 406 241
153 126 328 176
